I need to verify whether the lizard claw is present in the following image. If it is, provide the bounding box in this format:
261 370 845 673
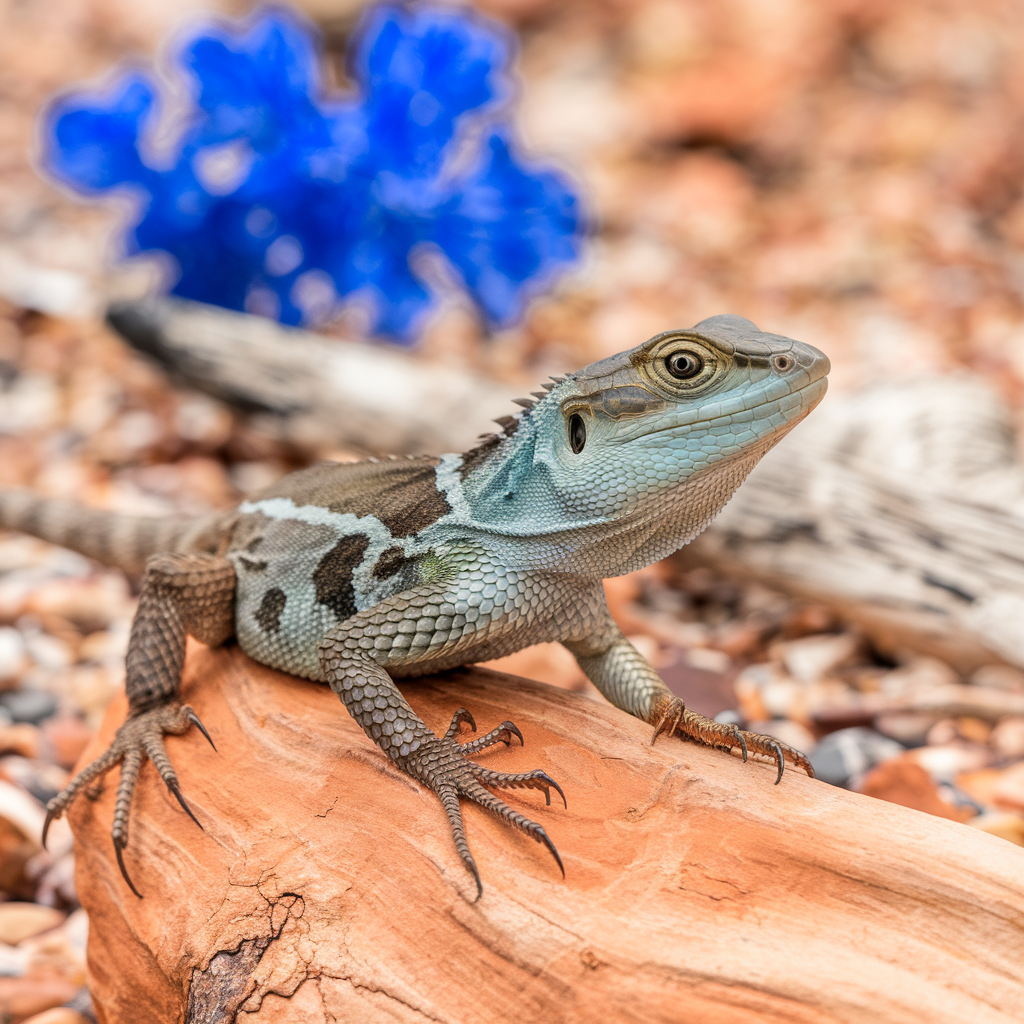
167 778 204 830
650 696 813 781
400 710 565 897
115 841 143 900
187 709 216 752
770 740 785 785
443 708 477 740
41 807 56 851
40 700 211 893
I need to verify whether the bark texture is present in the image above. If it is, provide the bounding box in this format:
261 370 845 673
72 642 1024 1024
683 374 1024 671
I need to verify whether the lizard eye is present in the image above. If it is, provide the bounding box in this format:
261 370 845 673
568 413 586 454
666 350 703 380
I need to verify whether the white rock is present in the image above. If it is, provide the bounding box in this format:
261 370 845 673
971 665 1024 693
685 646 730 673
909 744 991 783
775 633 860 682
0 628 28 685
991 717 1024 759
0 903 64 946
746 719 816 753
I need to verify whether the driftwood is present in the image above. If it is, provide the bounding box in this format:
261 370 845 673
107 299 1024 670
680 375 1024 672
73 641 1024 1024
105 297 517 456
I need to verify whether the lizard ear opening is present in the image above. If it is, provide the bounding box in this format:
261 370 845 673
568 413 586 454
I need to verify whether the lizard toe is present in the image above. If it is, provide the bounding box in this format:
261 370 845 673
651 696 812 782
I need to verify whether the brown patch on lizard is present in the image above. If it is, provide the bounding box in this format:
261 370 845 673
256 458 451 538
313 534 369 620
372 545 407 579
255 588 286 633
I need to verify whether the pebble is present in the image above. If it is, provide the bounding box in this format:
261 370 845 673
21 630 73 673
0 723 40 759
908 744 992 783
878 658 960 697
684 646 730 674
24 576 130 635
859 756 972 822
712 620 765 660
0 977 80 1022
21 910 86 985
991 761 1024 812
21 1009 92 1024
0 756 69 806
802 679 870 729
0 940 28 977
32 853 77 908
808 727 904 788
874 711 941 747
0 778 47 844
0 690 57 725
0 628 28 686
969 811 1024 846
0 903 64 946
781 605 837 638
761 679 798 720
774 632 859 683
990 717 1024 759
970 665 1024 693
0 815 35 901
40 715 92 769
926 717 991 746
63 665 121 725
733 663 773 721
745 718 816 754
955 768 1004 808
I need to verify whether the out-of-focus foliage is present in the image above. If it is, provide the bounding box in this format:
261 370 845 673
41 5 582 339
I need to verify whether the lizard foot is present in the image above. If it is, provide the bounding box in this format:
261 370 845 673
401 708 566 900
650 696 814 784
42 701 214 897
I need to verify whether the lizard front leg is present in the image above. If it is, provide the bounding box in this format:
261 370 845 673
319 584 565 899
43 553 235 896
563 617 814 783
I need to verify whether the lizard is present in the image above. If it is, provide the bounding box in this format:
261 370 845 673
0 313 829 898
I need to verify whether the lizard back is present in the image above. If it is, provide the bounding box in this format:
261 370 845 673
229 457 457 679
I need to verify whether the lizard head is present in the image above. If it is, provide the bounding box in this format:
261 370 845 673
454 314 829 575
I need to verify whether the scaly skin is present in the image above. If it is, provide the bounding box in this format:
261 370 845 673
6 314 829 898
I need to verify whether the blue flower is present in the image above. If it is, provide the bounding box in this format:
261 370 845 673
46 73 156 193
40 4 583 340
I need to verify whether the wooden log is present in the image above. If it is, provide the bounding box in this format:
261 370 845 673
105 297 517 456
681 375 1024 672
73 641 1024 1024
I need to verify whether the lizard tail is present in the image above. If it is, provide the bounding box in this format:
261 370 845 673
0 488 229 577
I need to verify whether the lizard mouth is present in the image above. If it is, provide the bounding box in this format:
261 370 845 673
620 374 829 446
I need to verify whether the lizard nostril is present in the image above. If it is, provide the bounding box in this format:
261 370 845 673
772 354 794 372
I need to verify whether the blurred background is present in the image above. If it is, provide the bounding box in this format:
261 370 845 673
2 1 1024 1019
